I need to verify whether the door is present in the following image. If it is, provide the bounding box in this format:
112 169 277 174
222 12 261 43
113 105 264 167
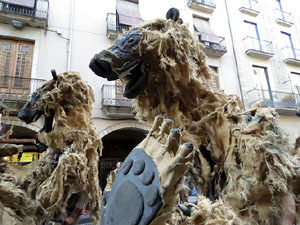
0 39 34 99
244 21 261 51
281 32 296 58
247 0 254 9
276 0 285 20
209 66 219 90
252 66 272 101
290 72 300 103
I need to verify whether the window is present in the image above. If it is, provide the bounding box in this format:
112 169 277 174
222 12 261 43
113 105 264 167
116 0 143 31
247 0 257 9
209 66 219 90
276 0 282 10
244 21 262 50
275 0 285 20
281 32 296 58
193 17 220 44
0 39 34 92
290 72 300 95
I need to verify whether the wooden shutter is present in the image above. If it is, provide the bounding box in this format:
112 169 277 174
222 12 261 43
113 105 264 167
0 38 34 95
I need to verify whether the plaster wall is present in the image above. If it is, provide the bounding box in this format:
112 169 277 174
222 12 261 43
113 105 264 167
1 0 300 141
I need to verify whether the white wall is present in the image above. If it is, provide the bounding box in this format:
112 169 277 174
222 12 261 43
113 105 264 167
1 0 300 139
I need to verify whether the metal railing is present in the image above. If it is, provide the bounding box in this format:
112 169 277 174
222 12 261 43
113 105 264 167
243 36 274 54
241 0 258 10
274 8 293 24
198 32 226 52
188 0 216 9
0 76 46 102
0 0 48 19
247 88 300 108
101 85 132 108
281 46 300 60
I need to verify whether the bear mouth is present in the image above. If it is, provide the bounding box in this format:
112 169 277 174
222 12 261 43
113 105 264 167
90 56 148 99
122 63 148 99
18 107 54 133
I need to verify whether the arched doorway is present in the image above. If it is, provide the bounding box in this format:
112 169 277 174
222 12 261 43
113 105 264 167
99 127 148 190
0 119 41 164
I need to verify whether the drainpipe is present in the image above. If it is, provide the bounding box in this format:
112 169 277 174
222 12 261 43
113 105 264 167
67 0 74 71
224 0 245 108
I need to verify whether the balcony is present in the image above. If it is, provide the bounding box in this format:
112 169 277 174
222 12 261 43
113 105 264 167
247 88 300 115
239 0 259 17
0 0 48 29
198 32 227 57
106 13 142 40
101 85 134 119
243 36 274 59
281 47 300 67
187 0 216 13
274 8 293 27
0 76 46 114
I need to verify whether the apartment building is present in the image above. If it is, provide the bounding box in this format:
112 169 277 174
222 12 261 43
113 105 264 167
225 0 300 141
0 0 300 187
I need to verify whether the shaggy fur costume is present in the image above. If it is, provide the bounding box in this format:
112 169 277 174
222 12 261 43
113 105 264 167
24 72 102 223
0 72 102 224
0 143 38 224
117 19 300 224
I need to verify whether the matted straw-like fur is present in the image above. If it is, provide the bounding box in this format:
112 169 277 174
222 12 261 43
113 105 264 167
23 72 102 223
121 19 300 224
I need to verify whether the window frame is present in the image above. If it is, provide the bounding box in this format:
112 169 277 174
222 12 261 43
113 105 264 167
0 38 34 93
281 32 296 58
244 20 262 51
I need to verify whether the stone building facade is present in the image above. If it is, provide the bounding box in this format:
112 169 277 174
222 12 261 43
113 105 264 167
0 0 300 185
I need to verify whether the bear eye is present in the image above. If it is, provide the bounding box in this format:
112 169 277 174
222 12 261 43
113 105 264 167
128 38 135 43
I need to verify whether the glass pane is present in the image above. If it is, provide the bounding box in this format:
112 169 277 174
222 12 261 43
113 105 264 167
244 22 261 50
13 43 33 88
281 33 292 48
245 22 258 38
0 40 12 87
20 45 30 53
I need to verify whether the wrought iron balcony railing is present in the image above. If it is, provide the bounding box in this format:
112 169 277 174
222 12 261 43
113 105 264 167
281 46 300 60
198 32 227 57
101 85 132 108
281 46 300 66
199 32 226 50
247 88 300 109
0 0 48 19
187 0 216 9
239 0 259 16
243 36 274 59
243 36 273 53
274 8 293 25
0 76 46 102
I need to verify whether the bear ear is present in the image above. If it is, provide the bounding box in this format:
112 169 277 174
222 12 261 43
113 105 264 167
166 8 180 22
51 69 58 80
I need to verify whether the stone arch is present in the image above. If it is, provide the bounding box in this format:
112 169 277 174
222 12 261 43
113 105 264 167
98 121 150 190
98 121 151 138
2 119 41 133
